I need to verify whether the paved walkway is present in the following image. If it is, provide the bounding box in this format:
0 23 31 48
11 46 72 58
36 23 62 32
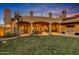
0 33 79 41
0 37 18 41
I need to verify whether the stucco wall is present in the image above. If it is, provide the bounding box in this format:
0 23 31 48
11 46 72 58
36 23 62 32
22 16 62 23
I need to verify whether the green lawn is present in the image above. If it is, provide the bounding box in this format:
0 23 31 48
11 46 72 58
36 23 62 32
0 35 79 55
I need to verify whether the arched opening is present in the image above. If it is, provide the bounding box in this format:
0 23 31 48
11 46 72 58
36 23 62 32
33 21 49 35
51 23 60 32
18 21 30 34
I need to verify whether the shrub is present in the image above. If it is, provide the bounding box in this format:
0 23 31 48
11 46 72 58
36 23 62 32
5 32 17 37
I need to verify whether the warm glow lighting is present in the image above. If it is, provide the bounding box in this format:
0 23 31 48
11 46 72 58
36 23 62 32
0 29 4 36
0 31 4 36
6 24 11 27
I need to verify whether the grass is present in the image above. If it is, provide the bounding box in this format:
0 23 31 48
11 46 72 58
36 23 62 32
0 35 79 55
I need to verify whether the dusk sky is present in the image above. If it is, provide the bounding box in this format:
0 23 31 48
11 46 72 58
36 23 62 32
0 3 79 24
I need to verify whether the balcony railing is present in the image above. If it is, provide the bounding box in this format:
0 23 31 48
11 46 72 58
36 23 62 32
14 10 60 18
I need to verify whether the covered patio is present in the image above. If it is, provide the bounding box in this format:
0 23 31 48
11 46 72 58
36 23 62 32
18 21 52 36
33 21 49 35
17 21 62 36
17 21 31 36
51 23 61 32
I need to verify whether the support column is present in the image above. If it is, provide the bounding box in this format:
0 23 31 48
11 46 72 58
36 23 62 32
11 23 14 33
19 26 21 36
17 24 20 37
49 23 51 35
12 22 15 33
30 22 33 35
59 24 62 33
